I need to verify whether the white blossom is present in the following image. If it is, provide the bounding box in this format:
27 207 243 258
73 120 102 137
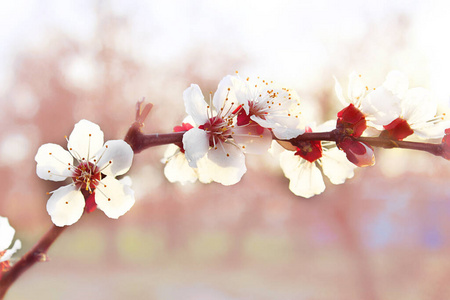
0 216 21 266
35 120 135 226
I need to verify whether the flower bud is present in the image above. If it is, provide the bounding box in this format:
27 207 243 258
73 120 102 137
338 137 375 167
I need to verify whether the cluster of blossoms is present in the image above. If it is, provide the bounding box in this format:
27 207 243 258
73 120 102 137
163 74 303 185
0 217 21 276
163 71 450 198
1 70 447 292
30 71 450 228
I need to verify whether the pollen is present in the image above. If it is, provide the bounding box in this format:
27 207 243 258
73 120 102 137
108 198 111 201
65 201 69 204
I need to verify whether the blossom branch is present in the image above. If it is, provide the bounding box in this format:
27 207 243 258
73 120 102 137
124 100 185 153
289 130 445 157
0 225 66 298
124 102 446 159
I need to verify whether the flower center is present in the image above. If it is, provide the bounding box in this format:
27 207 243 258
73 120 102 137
72 161 101 193
295 140 323 163
199 116 231 147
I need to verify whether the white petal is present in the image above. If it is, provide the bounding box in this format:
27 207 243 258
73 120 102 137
383 70 409 98
252 114 303 139
334 76 349 107
316 120 336 132
46 185 85 227
213 75 238 117
182 128 209 168
272 124 305 140
402 88 436 124
95 177 135 219
230 76 251 114
280 151 325 198
96 140 134 177
163 145 198 184
183 84 209 125
196 157 214 184
205 143 247 185
321 148 355 184
0 217 15 251
232 125 272 154
1 240 22 262
348 72 366 102
412 120 450 139
35 143 74 181
119 175 133 187
362 87 401 125
68 120 104 161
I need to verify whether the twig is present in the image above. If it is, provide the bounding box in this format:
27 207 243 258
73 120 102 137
0 225 67 298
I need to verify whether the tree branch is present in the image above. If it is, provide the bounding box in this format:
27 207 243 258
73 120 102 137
0 225 67 298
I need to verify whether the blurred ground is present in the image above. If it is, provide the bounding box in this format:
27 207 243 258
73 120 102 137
1 1 450 299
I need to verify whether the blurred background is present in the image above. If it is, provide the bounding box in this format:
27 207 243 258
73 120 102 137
1 0 450 299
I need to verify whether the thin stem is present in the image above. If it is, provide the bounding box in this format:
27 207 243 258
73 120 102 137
0 225 67 298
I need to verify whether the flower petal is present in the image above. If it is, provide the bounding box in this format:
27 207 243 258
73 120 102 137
35 143 73 181
68 120 104 161
321 147 355 184
163 144 198 184
196 157 214 184
205 143 247 185
213 75 237 117
232 125 272 154
230 76 251 114
96 140 134 177
183 84 209 125
46 185 85 227
383 70 409 98
334 76 348 107
362 86 401 125
280 151 325 198
182 128 210 168
401 88 436 125
1 240 22 262
0 217 15 251
95 177 135 219
348 72 366 102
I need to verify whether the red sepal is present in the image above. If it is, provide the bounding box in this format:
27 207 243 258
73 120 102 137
338 137 375 167
336 104 367 138
383 118 413 140
84 193 97 213
294 127 323 163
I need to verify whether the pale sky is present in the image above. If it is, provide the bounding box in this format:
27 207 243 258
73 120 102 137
1 0 449 103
